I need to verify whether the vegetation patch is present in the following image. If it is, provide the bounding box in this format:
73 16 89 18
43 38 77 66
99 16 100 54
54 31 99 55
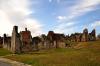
0 48 12 56
3 40 100 66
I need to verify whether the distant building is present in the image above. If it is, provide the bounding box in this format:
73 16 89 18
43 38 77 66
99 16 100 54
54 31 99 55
69 28 96 42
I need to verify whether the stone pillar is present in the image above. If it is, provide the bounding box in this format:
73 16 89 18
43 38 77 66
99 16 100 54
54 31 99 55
3 34 6 48
11 26 21 53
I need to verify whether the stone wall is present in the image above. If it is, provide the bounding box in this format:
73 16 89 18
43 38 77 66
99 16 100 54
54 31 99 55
20 28 33 52
11 26 21 53
0 36 3 48
3 34 11 50
2 26 96 53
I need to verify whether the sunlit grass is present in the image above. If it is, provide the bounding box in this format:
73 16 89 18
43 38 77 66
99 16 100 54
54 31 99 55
0 48 12 56
4 40 100 66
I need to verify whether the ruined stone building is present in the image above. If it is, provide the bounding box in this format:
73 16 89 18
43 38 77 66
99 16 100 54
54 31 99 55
70 33 82 42
20 28 33 52
32 31 66 50
88 29 96 41
81 28 89 42
47 31 66 48
3 34 11 50
2 26 33 53
0 36 3 48
69 28 96 42
11 26 21 53
1 26 96 53
32 36 41 50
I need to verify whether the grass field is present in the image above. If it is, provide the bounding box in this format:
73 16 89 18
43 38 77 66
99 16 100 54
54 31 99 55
1 40 100 66
0 48 12 56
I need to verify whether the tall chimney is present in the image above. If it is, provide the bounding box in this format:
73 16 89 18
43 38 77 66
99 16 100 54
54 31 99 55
25 28 27 31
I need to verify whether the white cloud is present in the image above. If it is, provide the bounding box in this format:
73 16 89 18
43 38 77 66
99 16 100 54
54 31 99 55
24 19 43 36
55 0 100 34
91 21 100 28
0 0 43 36
49 0 61 3
57 0 100 22
49 0 52 3
54 22 75 34
67 0 100 20
57 16 67 22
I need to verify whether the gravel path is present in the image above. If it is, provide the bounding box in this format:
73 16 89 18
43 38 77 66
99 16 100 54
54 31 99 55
0 61 12 66
0 58 31 66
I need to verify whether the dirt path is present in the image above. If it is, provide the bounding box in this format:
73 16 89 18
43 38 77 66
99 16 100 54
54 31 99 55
0 61 12 66
0 57 31 66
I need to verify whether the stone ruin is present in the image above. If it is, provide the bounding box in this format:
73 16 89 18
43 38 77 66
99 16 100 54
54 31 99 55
3 34 11 50
2 26 33 53
0 36 3 48
0 26 96 53
69 28 96 42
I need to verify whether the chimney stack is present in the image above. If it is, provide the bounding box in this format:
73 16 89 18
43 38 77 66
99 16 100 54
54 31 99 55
25 28 27 31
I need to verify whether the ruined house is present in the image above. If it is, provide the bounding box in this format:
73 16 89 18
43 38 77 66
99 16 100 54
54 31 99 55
47 31 66 48
32 36 41 51
0 36 3 48
20 28 33 52
68 28 96 42
2 26 96 53
70 34 76 42
81 28 89 42
11 26 21 53
3 34 11 50
74 33 82 42
3 26 33 53
33 31 66 49
38 34 50 49
89 29 96 41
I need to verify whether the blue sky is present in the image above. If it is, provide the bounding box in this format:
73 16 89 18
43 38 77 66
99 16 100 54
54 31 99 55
0 0 100 36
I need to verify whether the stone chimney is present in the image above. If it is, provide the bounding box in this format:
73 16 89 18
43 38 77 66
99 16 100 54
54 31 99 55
11 26 21 53
4 34 6 38
25 28 27 31
13 26 18 33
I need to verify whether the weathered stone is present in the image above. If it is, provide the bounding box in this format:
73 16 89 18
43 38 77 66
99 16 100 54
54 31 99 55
81 28 89 42
20 28 33 52
3 34 11 50
2 26 96 53
11 26 21 53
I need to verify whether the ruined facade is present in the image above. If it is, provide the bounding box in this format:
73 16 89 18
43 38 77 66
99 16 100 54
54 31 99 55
20 28 33 52
0 36 3 48
81 28 89 42
89 29 96 41
2 26 33 53
1 26 96 53
11 26 21 53
3 34 11 50
47 31 66 48
69 28 96 42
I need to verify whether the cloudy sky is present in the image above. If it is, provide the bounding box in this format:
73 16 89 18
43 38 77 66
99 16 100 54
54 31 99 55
0 0 100 36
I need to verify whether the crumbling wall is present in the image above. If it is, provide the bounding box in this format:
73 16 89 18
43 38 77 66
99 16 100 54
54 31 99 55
11 26 21 53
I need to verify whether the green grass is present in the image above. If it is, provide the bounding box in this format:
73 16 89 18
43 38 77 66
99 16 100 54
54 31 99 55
0 48 12 56
4 40 100 66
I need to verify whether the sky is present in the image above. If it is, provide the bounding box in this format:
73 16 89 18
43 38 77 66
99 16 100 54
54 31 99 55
0 0 100 37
